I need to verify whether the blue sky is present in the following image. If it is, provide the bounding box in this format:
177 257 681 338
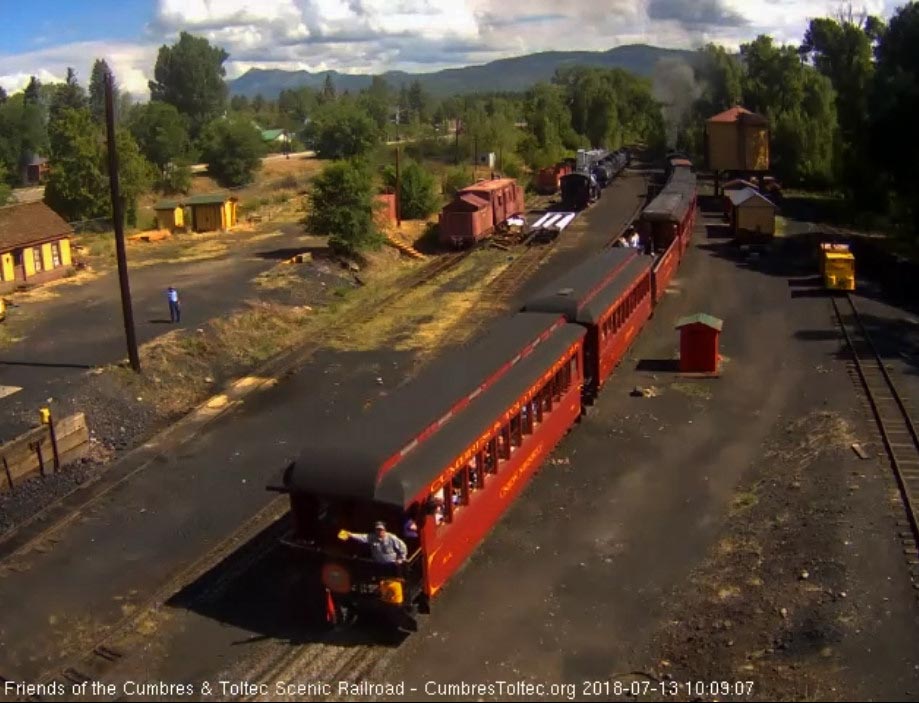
0 0 902 96
2 1 150 54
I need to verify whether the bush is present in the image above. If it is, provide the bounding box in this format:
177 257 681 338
199 116 265 187
303 100 381 160
443 166 473 197
155 162 193 195
501 152 526 179
306 160 383 256
381 159 440 219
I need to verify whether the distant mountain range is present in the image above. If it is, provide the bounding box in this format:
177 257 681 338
228 44 697 98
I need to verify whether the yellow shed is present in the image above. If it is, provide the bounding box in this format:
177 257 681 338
0 201 74 292
728 187 777 238
153 200 185 232
186 194 239 233
706 106 770 172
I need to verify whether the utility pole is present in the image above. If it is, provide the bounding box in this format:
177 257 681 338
395 146 402 229
454 118 460 165
473 135 478 181
104 71 140 373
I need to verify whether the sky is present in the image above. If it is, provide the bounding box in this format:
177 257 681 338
0 0 903 96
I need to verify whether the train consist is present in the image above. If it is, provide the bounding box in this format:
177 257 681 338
560 148 631 211
271 156 696 630
438 178 526 248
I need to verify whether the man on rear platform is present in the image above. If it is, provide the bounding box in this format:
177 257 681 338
341 521 407 564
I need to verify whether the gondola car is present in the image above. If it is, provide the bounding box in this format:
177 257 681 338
523 248 653 401
439 178 526 248
271 313 586 629
560 172 600 210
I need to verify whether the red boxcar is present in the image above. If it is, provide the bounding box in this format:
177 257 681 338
439 178 525 248
523 248 653 400
273 312 585 628
534 162 572 195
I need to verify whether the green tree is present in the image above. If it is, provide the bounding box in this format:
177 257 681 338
801 14 885 204
407 80 430 123
872 2 919 231
229 94 250 113
381 158 439 219
0 87 7 105
23 76 41 106
0 93 48 177
44 108 108 221
128 101 191 170
44 107 152 224
359 76 392 131
49 68 87 123
741 35 837 185
304 99 380 159
88 59 116 124
199 116 264 187
320 74 336 104
113 128 154 225
149 32 229 138
155 162 193 196
306 160 381 256
0 162 11 205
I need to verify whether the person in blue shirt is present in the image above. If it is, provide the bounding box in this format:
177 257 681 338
167 286 181 323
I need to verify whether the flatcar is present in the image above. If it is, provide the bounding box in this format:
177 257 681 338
560 172 600 211
523 248 653 401
272 313 586 629
820 243 855 291
439 178 526 248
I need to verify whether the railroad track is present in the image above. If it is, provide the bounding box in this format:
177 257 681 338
833 293 919 586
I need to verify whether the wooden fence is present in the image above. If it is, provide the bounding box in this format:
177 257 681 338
0 413 89 492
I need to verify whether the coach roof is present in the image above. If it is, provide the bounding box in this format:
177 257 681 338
284 312 575 506
522 248 643 321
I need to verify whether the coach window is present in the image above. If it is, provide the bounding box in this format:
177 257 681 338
442 483 455 522
485 438 498 474
511 412 523 448
453 466 470 506
570 355 578 382
523 400 535 434
499 426 511 460
473 452 486 488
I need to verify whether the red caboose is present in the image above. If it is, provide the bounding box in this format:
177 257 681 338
439 178 525 248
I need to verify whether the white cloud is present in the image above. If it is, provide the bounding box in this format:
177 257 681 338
0 0 902 97
0 41 156 95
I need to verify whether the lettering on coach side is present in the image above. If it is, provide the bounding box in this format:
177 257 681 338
429 348 579 496
499 442 545 499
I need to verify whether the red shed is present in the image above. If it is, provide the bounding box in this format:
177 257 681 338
676 313 723 373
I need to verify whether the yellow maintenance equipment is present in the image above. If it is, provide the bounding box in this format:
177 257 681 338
39 407 51 424
820 243 855 291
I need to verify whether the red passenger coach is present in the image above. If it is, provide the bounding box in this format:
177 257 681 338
439 178 525 248
640 166 697 304
272 313 585 628
523 249 653 400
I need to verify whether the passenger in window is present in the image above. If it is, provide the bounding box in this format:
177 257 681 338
403 515 419 540
341 522 407 564
427 495 446 525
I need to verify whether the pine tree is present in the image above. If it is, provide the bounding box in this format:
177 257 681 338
89 59 116 124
